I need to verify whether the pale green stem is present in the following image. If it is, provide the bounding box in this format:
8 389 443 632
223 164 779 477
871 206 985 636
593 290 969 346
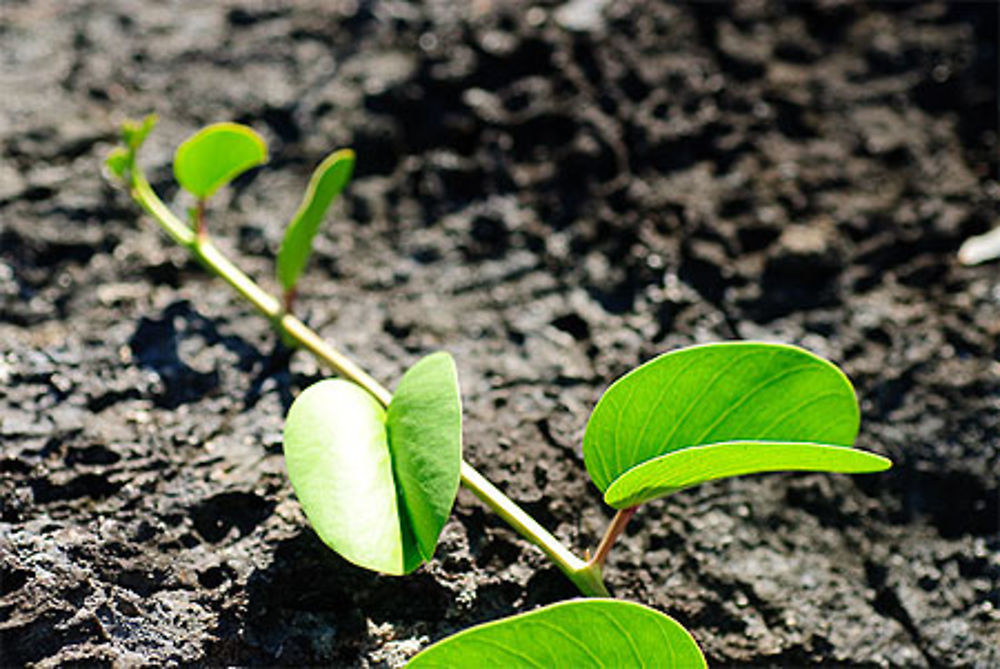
127 168 610 597
132 172 193 245
460 463 608 596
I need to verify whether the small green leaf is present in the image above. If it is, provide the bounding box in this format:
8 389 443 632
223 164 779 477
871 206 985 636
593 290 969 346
583 342 890 508
282 352 462 575
107 115 158 182
173 122 267 200
122 114 157 151
105 147 130 179
605 441 891 508
408 599 706 668
387 351 462 561
276 149 355 292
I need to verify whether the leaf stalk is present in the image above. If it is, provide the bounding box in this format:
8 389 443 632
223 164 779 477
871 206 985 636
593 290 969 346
194 199 208 242
588 506 638 570
282 286 297 315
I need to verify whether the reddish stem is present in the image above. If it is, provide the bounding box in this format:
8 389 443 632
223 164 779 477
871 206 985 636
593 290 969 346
194 199 207 241
282 286 297 315
588 505 638 569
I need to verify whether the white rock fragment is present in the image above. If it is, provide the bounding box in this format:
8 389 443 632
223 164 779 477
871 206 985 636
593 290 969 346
958 226 1000 265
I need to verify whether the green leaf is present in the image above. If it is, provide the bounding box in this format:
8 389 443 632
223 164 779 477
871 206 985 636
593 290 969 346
408 599 706 668
173 122 267 200
605 442 891 508
122 114 157 151
276 149 355 292
387 351 462 561
105 147 130 179
283 378 419 574
107 115 158 181
583 342 890 508
282 352 462 575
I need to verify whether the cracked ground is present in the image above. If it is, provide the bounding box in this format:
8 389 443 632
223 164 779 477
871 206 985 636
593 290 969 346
2 1 998 666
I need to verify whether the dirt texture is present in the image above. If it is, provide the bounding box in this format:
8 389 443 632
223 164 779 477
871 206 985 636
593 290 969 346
2 1 998 666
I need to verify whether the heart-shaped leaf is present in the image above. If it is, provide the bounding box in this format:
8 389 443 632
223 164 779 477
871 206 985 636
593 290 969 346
276 149 355 293
283 378 415 573
173 122 267 199
408 599 706 667
283 352 461 574
583 342 890 508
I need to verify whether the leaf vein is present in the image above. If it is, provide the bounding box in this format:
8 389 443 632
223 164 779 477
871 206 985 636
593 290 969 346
756 390 846 436
654 349 762 453
467 638 547 667
693 361 816 445
628 353 703 470
594 607 644 667
529 621 605 666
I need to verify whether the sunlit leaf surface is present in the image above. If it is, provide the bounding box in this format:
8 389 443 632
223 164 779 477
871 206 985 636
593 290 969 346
276 149 355 292
408 599 706 668
173 122 267 199
583 343 889 508
283 353 462 574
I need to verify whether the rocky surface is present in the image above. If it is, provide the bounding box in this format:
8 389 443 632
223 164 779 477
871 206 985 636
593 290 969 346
1 1 997 665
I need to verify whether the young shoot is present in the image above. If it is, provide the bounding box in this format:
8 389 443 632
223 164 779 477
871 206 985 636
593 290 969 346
107 117 893 666
276 149 355 314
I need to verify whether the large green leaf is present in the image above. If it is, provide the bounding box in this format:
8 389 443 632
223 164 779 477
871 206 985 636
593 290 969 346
408 599 706 668
276 149 355 292
387 352 462 561
282 353 462 575
583 342 890 508
173 122 267 199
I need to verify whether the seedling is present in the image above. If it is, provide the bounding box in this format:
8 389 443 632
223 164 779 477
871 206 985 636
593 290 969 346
108 118 892 665
110 118 353 319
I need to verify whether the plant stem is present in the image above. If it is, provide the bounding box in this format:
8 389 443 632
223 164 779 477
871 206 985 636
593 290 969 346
588 506 637 570
282 286 297 315
132 172 194 246
127 169 609 597
194 198 207 241
460 463 609 597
